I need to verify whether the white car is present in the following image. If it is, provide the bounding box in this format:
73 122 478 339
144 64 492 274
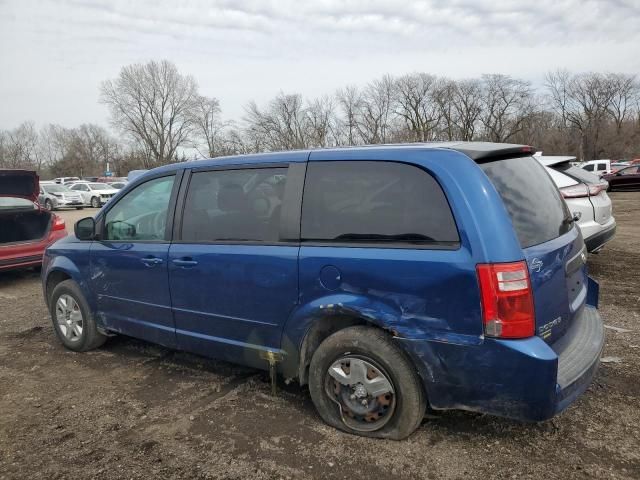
68 182 120 208
580 159 612 176
536 156 616 252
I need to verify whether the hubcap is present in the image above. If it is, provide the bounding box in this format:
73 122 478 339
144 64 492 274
55 294 83 342
325 356 396 432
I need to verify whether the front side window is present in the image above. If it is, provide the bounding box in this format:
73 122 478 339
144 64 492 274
583 164 594 172
103 176 175 241
181 167 288 243
301 161 459 246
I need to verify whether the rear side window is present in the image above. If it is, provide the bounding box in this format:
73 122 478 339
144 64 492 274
597 164 607 171
301 161 459 246
552 163 601 184
181 167 287 242
480 157 572 248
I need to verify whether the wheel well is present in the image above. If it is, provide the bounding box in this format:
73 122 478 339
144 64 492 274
46 271 71 304
298 315 381 386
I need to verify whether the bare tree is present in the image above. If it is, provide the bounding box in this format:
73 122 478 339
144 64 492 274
356 75 396 144
100 60 199 167
244 93 309 151
335 85 362 146
305 96 339 148
479 74 535 143
606 73 639 132
190 95 232 158
394 73 441 142
0 122 40 169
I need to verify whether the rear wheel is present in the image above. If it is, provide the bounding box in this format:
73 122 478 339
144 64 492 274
90 196 100 208
49 280 107 352
308 326 426 440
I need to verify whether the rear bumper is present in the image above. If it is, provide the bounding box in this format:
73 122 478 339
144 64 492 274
584 221 616 252
396 306 604 422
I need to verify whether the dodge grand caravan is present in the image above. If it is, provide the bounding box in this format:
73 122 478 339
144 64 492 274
42 142 604 439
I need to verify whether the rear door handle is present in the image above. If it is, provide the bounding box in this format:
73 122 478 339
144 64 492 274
140 257 163 266
172 258 198 267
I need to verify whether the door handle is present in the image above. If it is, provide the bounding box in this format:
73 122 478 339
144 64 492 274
140 257 163 266
172 258 198 267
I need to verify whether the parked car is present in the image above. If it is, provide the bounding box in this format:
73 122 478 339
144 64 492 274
42 142 604 439
68 182 120 207
610 162 630 173
38 183 84 211
54 176 80 184
602 165 640 191
581 159 612 176
536 155 616 252
81 176 99 182
108 181 127 190
1 170 67 271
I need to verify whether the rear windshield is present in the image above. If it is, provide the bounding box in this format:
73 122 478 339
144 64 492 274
480 156 572 248
552 163 602 185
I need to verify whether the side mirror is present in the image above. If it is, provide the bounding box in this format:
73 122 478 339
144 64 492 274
75 217 96 241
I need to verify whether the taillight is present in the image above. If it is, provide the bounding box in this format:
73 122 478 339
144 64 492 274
52 215 66 231
587 183 607 196
559 184 589 198
476 261 535 339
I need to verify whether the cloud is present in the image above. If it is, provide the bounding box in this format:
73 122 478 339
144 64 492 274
0 0 638 129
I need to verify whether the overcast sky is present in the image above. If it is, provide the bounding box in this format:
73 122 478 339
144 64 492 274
1 0 639 131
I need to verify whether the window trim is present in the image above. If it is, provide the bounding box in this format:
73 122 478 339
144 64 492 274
96 171 182 244
173 163 305 246
299 160 461 251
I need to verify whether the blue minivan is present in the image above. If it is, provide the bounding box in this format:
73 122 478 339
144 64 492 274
42 142 604 439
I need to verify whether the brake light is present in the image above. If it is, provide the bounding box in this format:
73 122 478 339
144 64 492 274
559 184 589 198
476 261 535 338
52 215 66 231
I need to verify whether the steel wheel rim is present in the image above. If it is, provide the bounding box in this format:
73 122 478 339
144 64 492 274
325 355 396 432
55 294 83 342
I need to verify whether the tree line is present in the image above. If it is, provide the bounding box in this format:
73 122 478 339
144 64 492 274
1 60 639 177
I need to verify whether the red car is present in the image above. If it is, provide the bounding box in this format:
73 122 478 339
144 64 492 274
602 165 640 191
0 170 67 271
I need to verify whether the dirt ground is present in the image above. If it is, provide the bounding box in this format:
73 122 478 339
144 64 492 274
1 196 639 480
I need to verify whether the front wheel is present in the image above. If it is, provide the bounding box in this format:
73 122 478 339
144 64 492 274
49 280 107 352
44 199 54 211
308 326 426 440
90 196 100 208
76 206 84 210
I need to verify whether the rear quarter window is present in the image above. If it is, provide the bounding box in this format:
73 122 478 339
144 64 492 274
301 161 459 246
480 157 572 248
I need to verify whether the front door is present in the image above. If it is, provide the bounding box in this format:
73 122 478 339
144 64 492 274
168 164 300 368
90 175 178 347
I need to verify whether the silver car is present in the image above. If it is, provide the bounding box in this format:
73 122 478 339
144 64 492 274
536 156 616 252
38 183 84 211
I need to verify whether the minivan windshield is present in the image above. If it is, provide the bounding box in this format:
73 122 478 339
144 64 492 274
480 156 573 248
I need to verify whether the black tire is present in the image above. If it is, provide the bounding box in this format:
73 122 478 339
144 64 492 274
49 279 107 352
308 326 426 440
44 199 54 211
90 196 100 208
76 206 84 210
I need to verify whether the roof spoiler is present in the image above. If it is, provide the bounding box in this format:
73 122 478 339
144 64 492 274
448 143 535 163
